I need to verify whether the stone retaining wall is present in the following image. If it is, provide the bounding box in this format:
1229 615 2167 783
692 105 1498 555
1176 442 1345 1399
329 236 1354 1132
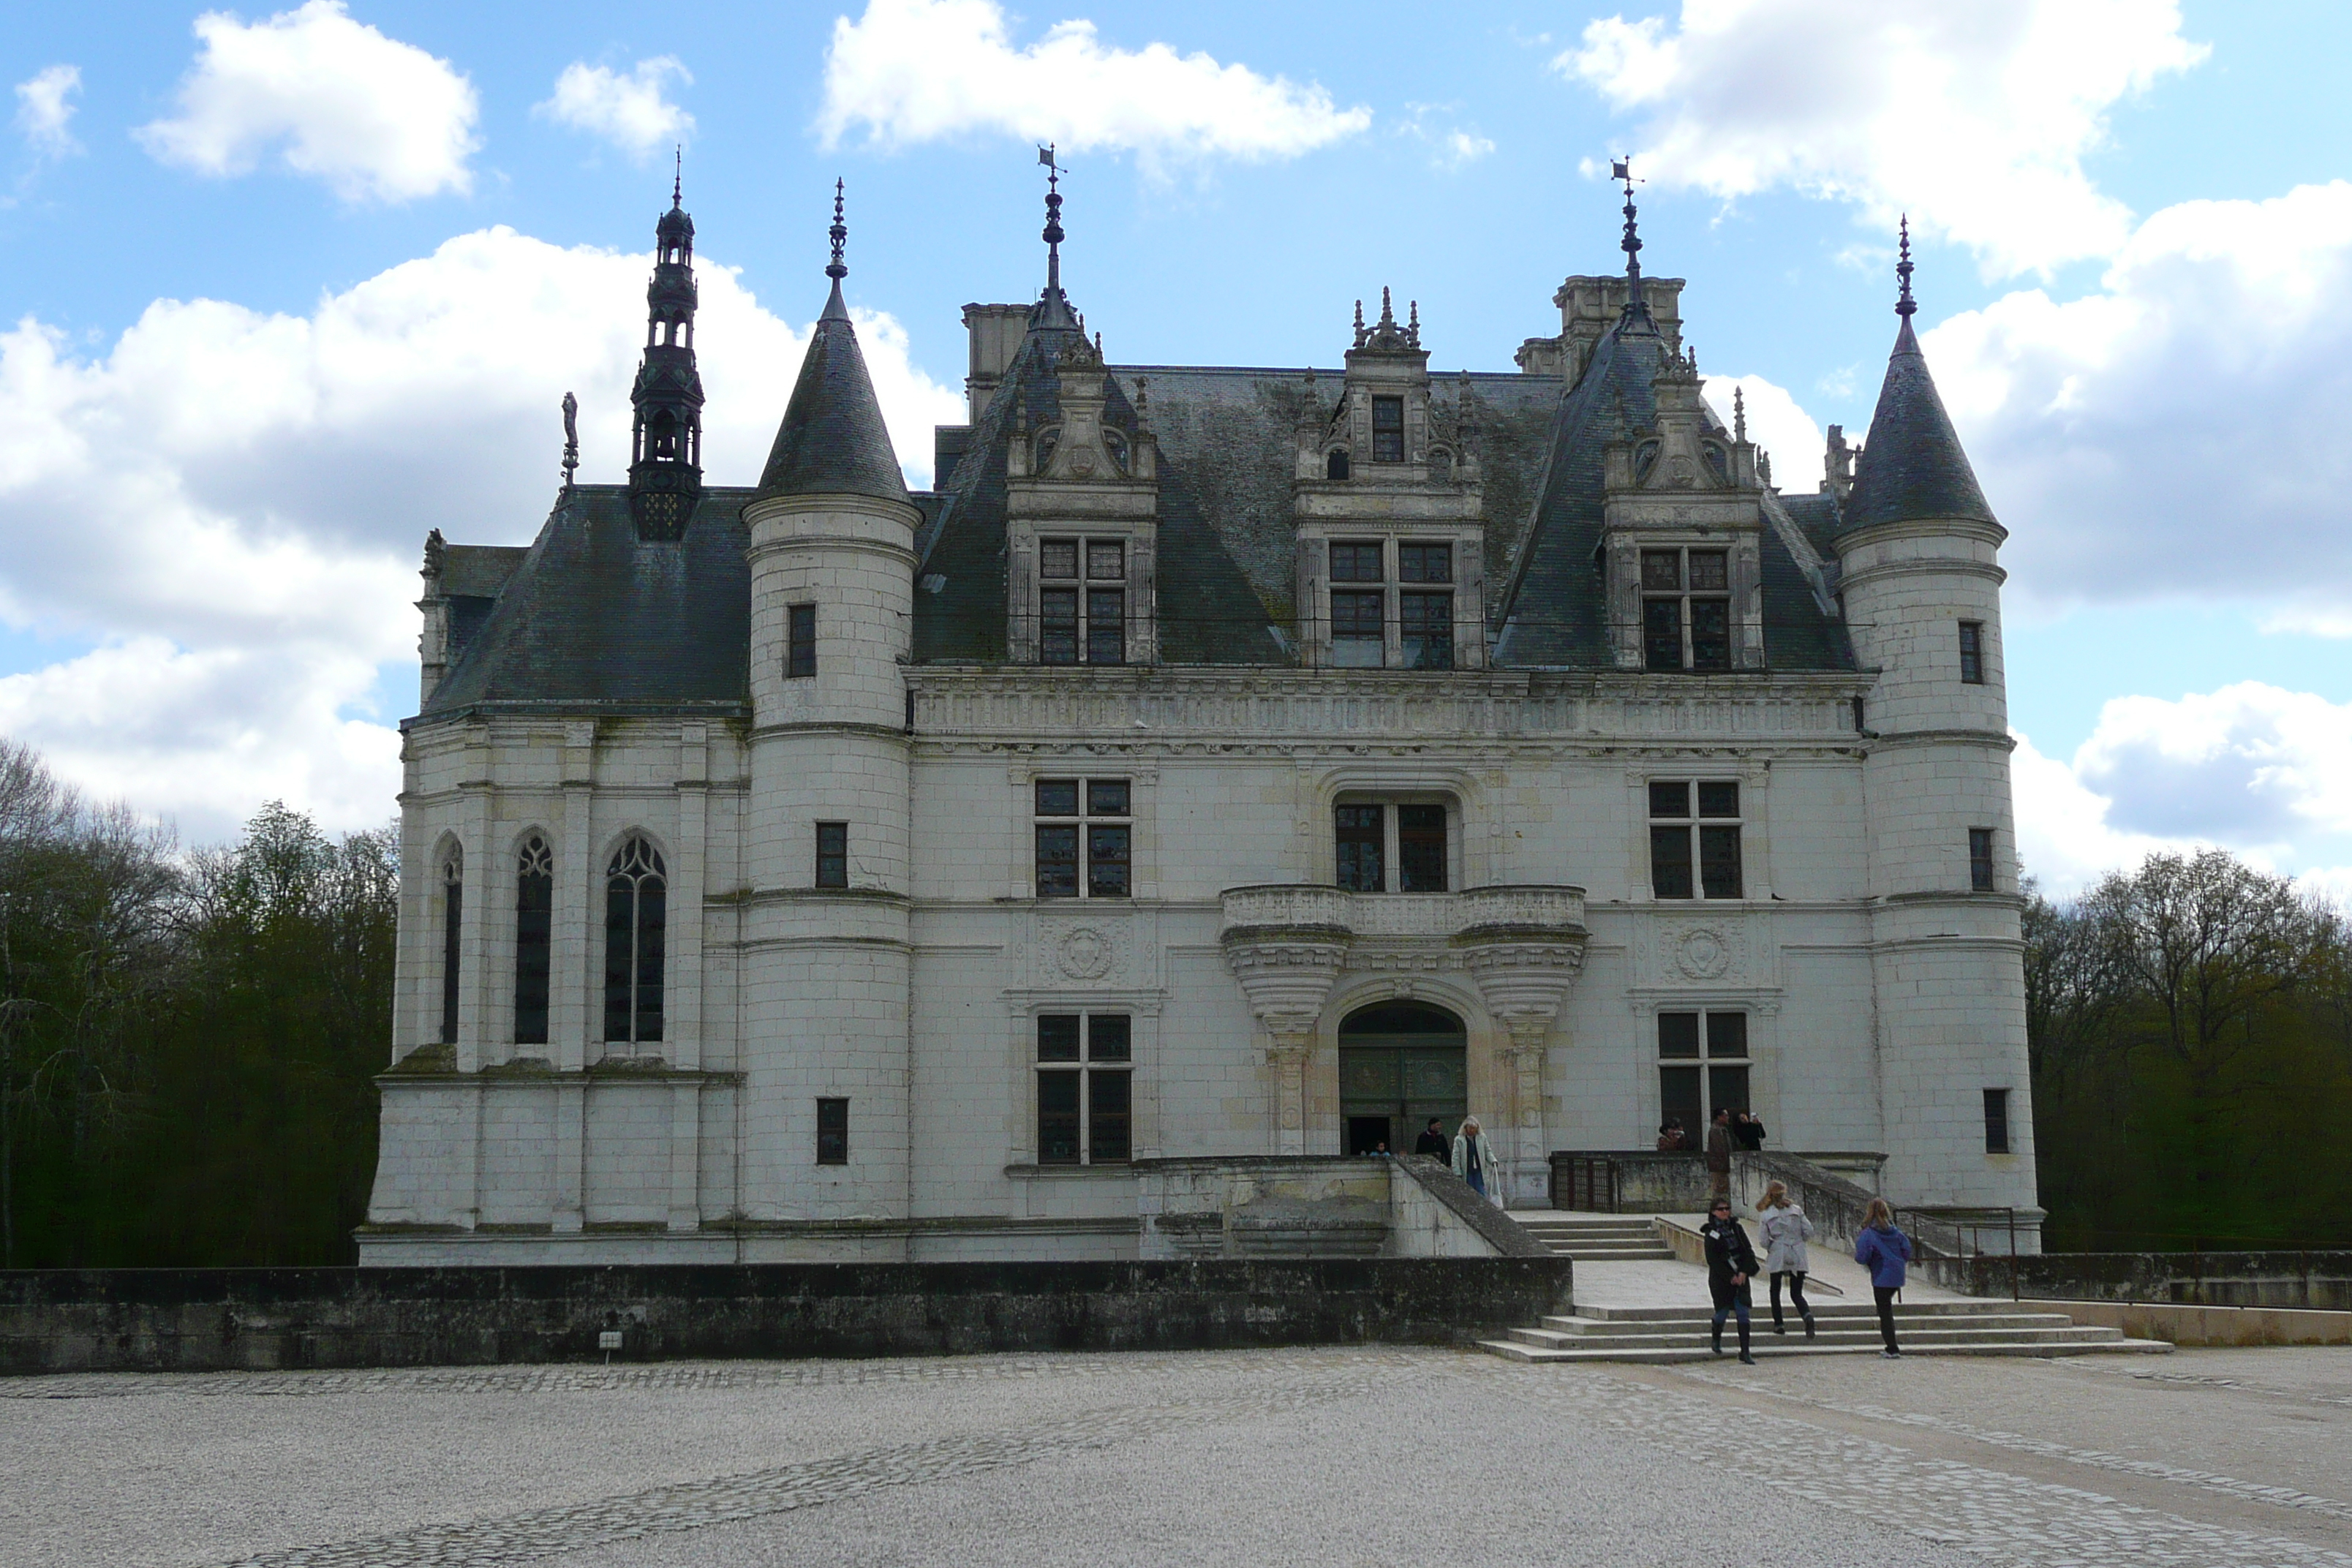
1920 1251 2352 1311
0 1257 1574 1376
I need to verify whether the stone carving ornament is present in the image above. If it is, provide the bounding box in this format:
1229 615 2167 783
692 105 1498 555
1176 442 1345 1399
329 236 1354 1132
1055 924 1115 981
1662 921 1744 982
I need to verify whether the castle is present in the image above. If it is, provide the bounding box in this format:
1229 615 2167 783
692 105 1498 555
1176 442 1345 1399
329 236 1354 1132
361 170 2038 1262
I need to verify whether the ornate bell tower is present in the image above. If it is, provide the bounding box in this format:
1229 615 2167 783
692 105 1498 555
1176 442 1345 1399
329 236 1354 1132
629 158 705 541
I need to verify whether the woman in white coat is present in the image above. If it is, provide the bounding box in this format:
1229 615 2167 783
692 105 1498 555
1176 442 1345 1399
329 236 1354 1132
1757 1180 1817 1338
1452 1117 1502 1206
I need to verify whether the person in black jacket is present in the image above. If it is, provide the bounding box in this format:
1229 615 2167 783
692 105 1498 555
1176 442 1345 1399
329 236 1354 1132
1413 1117 1450 1159
1700 1196 1760 1364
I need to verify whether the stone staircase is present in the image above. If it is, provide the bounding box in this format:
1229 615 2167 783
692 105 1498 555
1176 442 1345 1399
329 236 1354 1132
1480 1299 2174 1363
1515 1213 1676 1262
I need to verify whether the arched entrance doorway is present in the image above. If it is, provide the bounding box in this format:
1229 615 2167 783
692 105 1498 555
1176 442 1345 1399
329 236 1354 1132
1338 1001 1467 1157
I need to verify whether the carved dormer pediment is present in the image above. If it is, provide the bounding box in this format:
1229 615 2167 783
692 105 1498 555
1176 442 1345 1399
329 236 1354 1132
1005 331 1161 666
1599 347 1769 673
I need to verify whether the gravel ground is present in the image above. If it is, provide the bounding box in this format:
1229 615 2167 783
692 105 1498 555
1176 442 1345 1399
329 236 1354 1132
4 1344 2348 1567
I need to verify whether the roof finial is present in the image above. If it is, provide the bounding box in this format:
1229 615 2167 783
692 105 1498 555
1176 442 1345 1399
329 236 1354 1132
561 391 578 486
1895 214 1916 320
1612 155 1646 308
1733 384 1746 444
1041 144 1064 297
1407 299 1420 347
827 178 847 281
1353 298 1366 347
672 146 682 209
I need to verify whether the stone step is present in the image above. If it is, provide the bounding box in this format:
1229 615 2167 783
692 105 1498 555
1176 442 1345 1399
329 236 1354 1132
1537 1244 1677 1259
1537 1310 2079 1336
1568 1299 2040 1323
1509 1322 2120 1352
1477 1335 2174 1365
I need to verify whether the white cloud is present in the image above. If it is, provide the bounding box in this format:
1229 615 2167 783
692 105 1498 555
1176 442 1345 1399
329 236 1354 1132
818 0 1371 170
1561 0 2205 277
1711 373 1822 490
2010 682 2352 896
1925 181 2352 621
0 228 960 837
136 1 479 203
14 65 80 158
537 57 695 161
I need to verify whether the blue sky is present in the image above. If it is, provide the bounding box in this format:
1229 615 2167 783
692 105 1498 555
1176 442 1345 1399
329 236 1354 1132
1 0 2348 896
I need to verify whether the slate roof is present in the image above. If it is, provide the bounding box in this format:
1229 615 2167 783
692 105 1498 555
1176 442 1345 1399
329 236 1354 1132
1842 317 1996 534
419 292 1880 723
418 486 751 720
755 281 910 506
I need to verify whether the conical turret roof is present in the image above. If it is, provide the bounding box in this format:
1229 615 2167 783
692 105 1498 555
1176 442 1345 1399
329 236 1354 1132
755 199 910 505
1842 317 1994 532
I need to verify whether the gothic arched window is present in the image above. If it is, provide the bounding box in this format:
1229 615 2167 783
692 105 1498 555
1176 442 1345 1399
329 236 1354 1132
649 410 677 459
514 835 553 1047
603 837 666 1046
439 846 463 1046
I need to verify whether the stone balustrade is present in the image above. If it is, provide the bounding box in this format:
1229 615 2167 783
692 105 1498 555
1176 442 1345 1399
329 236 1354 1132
1218 883 1588 945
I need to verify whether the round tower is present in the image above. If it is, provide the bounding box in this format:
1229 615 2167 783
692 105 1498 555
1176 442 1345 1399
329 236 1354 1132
737 186 920 1239
1833 226 2039 1246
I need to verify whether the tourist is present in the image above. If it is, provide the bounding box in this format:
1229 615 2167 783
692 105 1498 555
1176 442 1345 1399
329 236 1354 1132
1414 1117 1451 1159
1854 1198 1915 1358
1452 1117 1501 1205
1655 1118 1686 1152
1705 1107 1733 1199
1733 1109 1768 1152
1757 1180 1816 1339
1700 1196 1760 1364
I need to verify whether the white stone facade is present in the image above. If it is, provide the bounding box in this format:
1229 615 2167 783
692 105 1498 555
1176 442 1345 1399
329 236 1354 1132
362 239 2040 1264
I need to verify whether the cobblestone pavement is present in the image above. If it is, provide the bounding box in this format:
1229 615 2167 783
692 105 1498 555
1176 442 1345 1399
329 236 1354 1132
4 1346 2347 1567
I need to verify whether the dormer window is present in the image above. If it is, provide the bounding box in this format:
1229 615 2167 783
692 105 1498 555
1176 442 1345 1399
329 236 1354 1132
1040 538 1125 666
1371 396 1405 463
1641 547 1731 671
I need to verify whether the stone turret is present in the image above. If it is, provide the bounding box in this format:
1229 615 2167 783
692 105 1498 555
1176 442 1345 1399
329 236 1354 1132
739 185 919 1224
1834 224 2038 1238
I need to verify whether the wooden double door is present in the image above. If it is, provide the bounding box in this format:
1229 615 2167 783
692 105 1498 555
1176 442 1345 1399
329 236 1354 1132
1339 1022 1468 1158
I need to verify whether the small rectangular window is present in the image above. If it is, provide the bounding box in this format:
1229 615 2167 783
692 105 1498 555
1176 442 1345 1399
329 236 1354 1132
816 1098 849 1165
1331 589 1386 666
1643 598 1683 671
1330 542 1384 581
815 821 848 889
1400 592 1453 670
1697 781 1740 819
1705 1011 1748 1060
1397 804 1447 892
1970 827 1996 892
1699 825 1744 900
1371 396 1405 462
1657 1012 1701 1059
1038 1013 1132 1165
1983 1088 2011 1155
1959 621 1985 685
1650 825 1694 899
1640 550 1682 592
1398 543 1451 583
1086 541 1125 581
787 604 817 679
1035 777 1130 899
1086 587 1125 666
1687 551 1729 592
1690 598 1731 671
1040 587 1079 666
1040 540 1079 578
1648 781 1691 818
1336 804 1384 892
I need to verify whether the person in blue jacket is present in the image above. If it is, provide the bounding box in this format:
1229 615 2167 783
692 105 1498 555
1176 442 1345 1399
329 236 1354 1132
1853 1197 1914 1358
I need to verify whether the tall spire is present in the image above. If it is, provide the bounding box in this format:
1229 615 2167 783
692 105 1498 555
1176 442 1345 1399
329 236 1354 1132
1895 213 1916 320
1610 155 1656 332
1031 145 1077 331
1843 226 1995 533
756 182 910 506
630 165 705 540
